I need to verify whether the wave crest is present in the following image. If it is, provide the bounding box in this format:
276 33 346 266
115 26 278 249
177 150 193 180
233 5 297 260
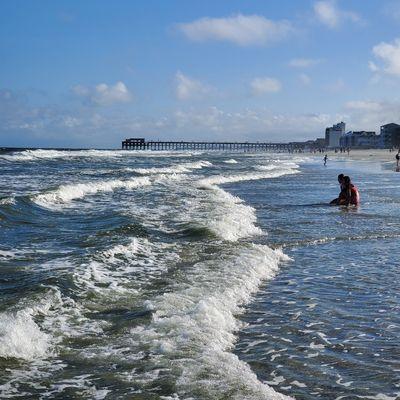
33 176 151 208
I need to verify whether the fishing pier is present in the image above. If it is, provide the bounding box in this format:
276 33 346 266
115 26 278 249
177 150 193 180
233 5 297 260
122 138 304 152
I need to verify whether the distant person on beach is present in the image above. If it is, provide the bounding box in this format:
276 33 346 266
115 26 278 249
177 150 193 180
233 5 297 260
396 150 400 167
339 176 360 206
323 154 328 166
330 174 346 205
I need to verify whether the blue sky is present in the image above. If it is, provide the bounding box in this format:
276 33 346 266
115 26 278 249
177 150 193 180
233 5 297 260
1 0 400 148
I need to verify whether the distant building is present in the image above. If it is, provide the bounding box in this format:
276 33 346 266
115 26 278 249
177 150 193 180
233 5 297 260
379 123 400 148
325 122 345 148
340 131 377 148
314 138 326 148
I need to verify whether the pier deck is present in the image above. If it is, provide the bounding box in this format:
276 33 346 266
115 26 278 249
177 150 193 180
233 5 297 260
121 138 302 152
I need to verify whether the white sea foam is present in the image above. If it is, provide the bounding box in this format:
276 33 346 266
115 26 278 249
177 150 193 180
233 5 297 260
0 149 198 162
147 177 262 241
139 159 299 242
33 176 151 208
255 164 278 171
128 160 212 175
0 149 125 161
130 244 292 399
0 197 16 205
0 154 300 398
189 162 299 241
33 374 111 399
0 290 66 361
224 159 238 164
198 167 299 188
202 186 262 241
0 250 16 259
0 311 50 360
73 237 180 296
0 279 108 366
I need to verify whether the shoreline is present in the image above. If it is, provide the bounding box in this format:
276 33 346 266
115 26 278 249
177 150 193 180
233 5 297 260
321 148 399 162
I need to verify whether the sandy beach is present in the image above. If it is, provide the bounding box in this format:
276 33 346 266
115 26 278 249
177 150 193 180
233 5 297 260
324 148 399 162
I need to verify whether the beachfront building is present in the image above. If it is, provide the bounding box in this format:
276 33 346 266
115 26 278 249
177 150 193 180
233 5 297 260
379 123 400 148
340 131 377 148
325 122 345 148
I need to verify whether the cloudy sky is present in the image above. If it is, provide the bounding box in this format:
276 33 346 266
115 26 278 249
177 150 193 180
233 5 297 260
2 0 400 148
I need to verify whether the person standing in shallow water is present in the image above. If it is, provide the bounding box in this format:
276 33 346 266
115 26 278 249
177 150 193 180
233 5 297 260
323 154 328 166
396 150 400 169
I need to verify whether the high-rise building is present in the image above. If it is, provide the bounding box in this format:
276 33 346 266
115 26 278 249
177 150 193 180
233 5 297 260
379 123 400 148
340 131 377 148
325 122 345 148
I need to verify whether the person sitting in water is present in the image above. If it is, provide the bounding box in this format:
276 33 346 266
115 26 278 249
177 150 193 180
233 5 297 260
339 176 360 206
329 174 346 205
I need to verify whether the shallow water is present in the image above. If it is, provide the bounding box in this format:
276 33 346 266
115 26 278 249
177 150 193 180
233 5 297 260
0 149 399 399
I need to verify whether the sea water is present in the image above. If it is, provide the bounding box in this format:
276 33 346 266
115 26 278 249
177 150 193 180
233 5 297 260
0 149 399 399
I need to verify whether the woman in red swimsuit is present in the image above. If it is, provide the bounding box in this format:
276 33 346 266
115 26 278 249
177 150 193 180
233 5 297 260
339 176 360 206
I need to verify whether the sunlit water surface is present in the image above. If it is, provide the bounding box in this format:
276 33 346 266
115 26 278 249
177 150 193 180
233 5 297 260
0 149 399 399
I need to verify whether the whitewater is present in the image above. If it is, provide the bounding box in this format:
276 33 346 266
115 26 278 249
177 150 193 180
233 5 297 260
0 148 399 399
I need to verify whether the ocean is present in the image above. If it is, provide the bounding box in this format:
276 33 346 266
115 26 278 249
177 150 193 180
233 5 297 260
0 149 399 399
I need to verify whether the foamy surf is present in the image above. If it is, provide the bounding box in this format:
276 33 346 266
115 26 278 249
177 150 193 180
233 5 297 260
0 197 16 206
0 289 68 361
188 163 299 241
128 160 212 175
200 186 262 241
72 237 180 297
0 311 51 361
33 176 151 208
131 244 292 399
0 148 199 162
0 250 16 259
198 167 299 188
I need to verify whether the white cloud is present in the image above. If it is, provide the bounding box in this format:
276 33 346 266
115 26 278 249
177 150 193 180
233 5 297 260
344 99 400 131
368 60 379 72
345 100 382 112
7 88 400 148
175 71 210 100
73 81 132 106
177 14 294 46
372 38 400 76
313 1 361 29
299 73 311 85
0 90 335 145
288 58 321 68
251 77 281 95
167 107 332 141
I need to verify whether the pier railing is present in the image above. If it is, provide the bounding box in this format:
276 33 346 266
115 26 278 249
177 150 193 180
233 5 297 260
121 138 303 152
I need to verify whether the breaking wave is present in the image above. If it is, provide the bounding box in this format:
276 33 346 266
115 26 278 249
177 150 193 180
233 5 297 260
128 160 213 175
131 244 292 399
33 176 151 208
